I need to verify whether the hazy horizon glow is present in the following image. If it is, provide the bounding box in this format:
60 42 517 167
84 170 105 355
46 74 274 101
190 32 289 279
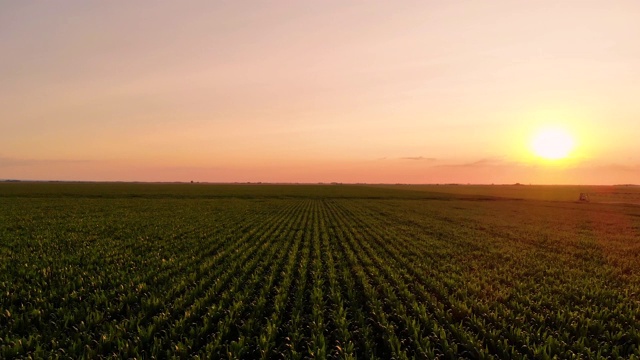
2 1 639 184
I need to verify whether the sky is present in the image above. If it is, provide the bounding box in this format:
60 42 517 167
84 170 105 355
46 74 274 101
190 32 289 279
1 1 639 184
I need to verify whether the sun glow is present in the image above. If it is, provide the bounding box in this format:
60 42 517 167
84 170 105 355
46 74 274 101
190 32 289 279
531 127 575 160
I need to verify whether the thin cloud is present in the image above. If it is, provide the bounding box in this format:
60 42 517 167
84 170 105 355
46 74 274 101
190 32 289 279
437 158 506 168
0 156 90 167
400 156 437 161
595 163 640 173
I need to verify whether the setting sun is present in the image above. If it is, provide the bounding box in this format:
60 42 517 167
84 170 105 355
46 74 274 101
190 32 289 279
531 127 575 160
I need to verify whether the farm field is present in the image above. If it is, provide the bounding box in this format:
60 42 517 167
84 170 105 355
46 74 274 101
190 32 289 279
373 184 640 203
1 183 639 359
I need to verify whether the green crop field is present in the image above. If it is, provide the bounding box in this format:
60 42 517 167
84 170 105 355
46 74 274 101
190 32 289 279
373 184 640 203
1 183 639 359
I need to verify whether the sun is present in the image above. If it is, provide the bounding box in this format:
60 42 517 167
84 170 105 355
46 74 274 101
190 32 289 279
531 127 575 160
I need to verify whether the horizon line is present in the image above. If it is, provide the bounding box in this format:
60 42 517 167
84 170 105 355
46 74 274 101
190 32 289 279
1 179 637 187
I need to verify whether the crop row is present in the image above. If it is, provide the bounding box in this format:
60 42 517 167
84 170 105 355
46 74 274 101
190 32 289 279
1 194 639 358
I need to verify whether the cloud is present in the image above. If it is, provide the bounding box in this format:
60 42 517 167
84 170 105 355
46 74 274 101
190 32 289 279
0 156 90 167
438 158 506 168
598 163 640 173
0 157 40 167
400 156 437 161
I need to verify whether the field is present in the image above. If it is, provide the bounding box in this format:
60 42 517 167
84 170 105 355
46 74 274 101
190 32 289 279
1 183 639 359
373 184 640 203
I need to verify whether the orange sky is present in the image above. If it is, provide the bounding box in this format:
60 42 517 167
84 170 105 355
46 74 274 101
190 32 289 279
1 1 639 184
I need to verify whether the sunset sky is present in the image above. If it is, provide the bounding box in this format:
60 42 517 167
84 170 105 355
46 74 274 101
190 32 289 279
2 1 639 184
